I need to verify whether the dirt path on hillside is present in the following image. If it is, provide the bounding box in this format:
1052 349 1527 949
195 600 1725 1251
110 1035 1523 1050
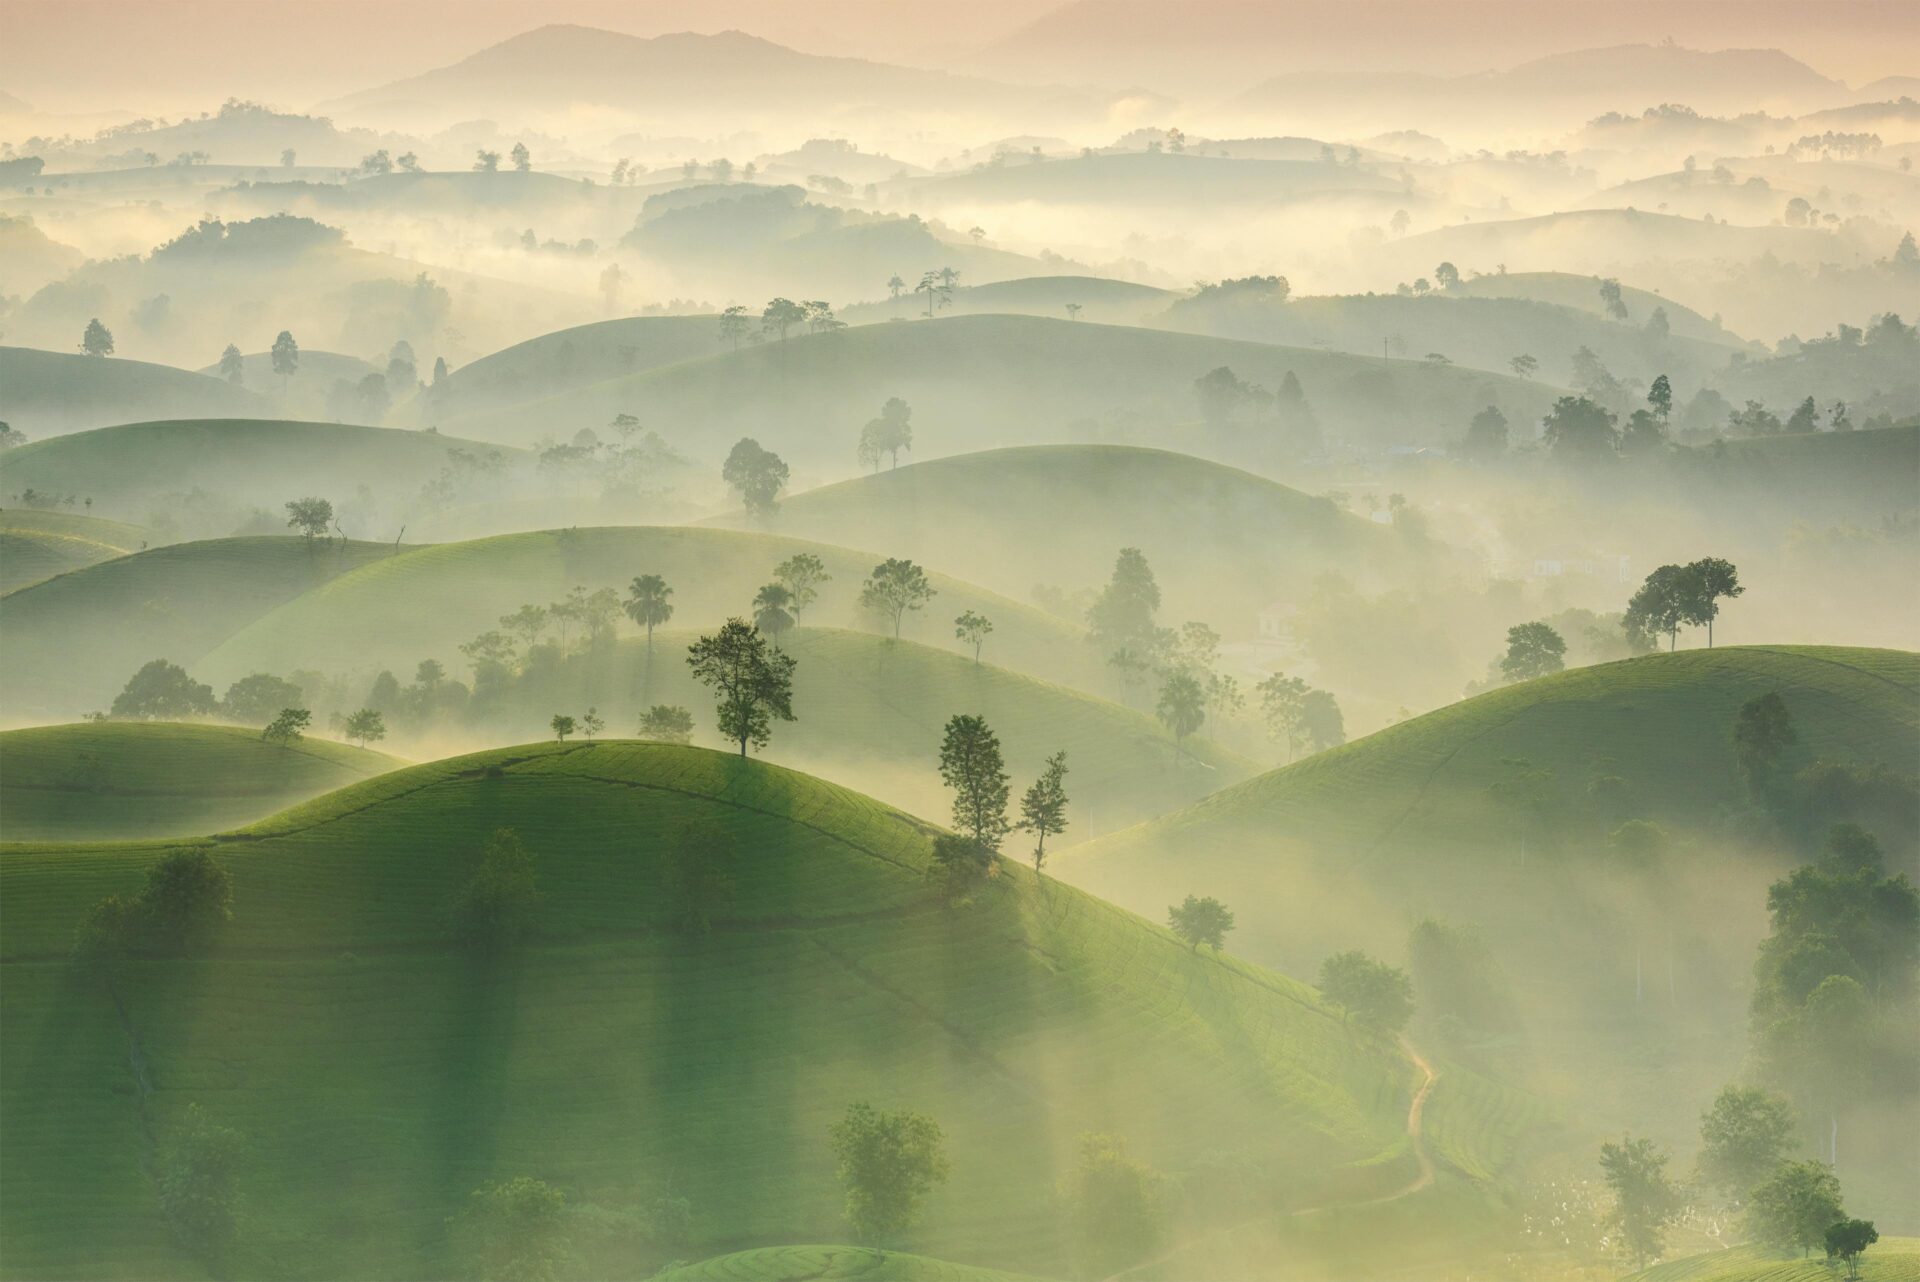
1101 1037 1440 1281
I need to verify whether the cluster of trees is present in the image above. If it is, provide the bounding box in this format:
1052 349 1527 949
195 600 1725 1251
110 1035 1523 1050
1190 365 1321 459
931 713 1072 887
1623 558 1742 650
103 660 387 747
1255 670 1346 761
1498 621 1568 682
856 397 913 471
75 848 232 961
718 297 842 350
721 437 790 517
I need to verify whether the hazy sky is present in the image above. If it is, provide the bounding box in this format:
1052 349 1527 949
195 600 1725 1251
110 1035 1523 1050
2 0 1913 116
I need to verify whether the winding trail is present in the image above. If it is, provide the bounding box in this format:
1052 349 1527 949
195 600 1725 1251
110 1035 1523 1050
1102 1037 1440 1281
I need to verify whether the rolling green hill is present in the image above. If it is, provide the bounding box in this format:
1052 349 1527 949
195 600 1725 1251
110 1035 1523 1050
1672 424 1920 526
0 418 523 527
1624 1238 1920 1282
197 526 1096 695
0 536 400 719
0 346 270 440
191 349 377 419
730 445 1426 627
839 276 1174 327
0 508 150 594
433 314 1560 465
0 743 1512 1279
400 315 721 427
461 627 1255 842
1449 272 1747 345
0 721 402 842
656 1246 1056 1282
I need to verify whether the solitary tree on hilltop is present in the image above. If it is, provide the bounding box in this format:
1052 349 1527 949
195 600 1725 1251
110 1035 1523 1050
1168 895 1234 952
474 149 501 172
271 330 299 389
580 708 603 740
81 318 114 357
219 343 245 385
509 141 530 172
1624 564 1691 651
284 497 333 543
954 610 993 663
342 708 385 747
860 558 936 639
1685 557 1743 646
1017 750 1069 872
550 714 576 741
687 619 797 757
1065 301 1083 321
722 437 789 517
262 707 311 745
886 274 905 309
829 1103 949 1254
856 397 913 470
1500 621 1567 682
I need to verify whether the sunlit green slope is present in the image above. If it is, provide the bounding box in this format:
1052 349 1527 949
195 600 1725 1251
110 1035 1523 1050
197 526 1095 691
1448 271 1748 345
478 627 1255 841
0 743 1496 1279
1624 1238 1920 1282
656 1245 1057 1282
0 536 399 719
0 346 269 439
0 508 150 594
0 722 402 842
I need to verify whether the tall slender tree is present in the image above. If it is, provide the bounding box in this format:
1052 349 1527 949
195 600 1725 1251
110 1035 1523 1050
686 619 797 757
1017 750 1069 871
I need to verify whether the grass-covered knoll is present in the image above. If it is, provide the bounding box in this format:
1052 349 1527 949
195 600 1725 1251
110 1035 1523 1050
471 627 1253 841
191 348 376 419
0 346 269 440
1062 647 1919 969
0 721 402 842
399 315 720 426
0 743 1493 1278
736 445 1421 625
0 508 149 594
434 314 1559 463
1624 1238 1920 1282
0 417 520 522
1448 271 1747 345
199 525 1093 692
0 537 399 719
656 1245 1056 1281
839 276 1175 327
1676 424 1920 527
902 150 1402 206
1160 288 1743 388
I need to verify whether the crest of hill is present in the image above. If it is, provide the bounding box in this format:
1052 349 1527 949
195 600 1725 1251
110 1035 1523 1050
1060 646 1919 969
0 347 270 440
656 1246 1055 1281
727 445 1421 625
899 150 1403 207
1673 425 1920 527
0 721 402 842
0 417 522 520
402 314 720 425
197 526 1092 692
193 348 374 387
465 625 1254 842
1160 288 1746 387
1622 1237 1920 1281
0 215 85 297
435 314 1560 461
0 742 1511 1278
839 275 1175 326
1446 272 1745 344
0 509 149 595
0 536 400 720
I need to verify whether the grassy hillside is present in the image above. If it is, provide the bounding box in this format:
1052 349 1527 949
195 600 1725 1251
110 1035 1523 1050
0 743 1510 1279
1061 646 1920 969
840 276 1175 327
1449 271 1747 345
732 445 1425 626
191 349 377 419
0 346 270 440
900 151 1403 207
0 508 149 594
0 721 402 842
463 627 1255 841
1673 424 1920 526
400 315 721 426
1160 289 1744 387
0 417 525 529
656 1246 1056 1281
1624 1238 1920 1282
0 536 398 719
198 526 1095 694
434 314 1561 465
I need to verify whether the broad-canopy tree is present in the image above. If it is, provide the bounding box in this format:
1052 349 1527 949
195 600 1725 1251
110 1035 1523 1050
760 297 805 342
1541 395 1619 464
954 610 993 663
81 318 114 357
1826 1219 1879 1278
1062 1133 1166 1278
262 707 311 744
218 343 245 384
722 437 790 517
636 705 695 744
452 828 542 949
221 672 303 723
686 619 797 756
1599 1135 1683 1270
1318 950 1414 1031
456 1175 569 1281
856 397 913 470
341 708 386 747
1697 1085 1797 1199
1460 404 1509 461
284 497 333 542
860 558 936 639
1732 692 1796 796
154 1105 245 1263
1017 750 1069 871
751 582 795 647
1167 895 1234 952
1747 1160 1845 1255
939 714 1011 856
829 1103 949 1252
1500 621 1567 682
112 659 217 720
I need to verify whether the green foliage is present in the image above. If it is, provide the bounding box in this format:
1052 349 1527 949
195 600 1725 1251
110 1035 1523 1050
1167 894 1234 952
224 671 304 724
1062 1133 1165 1279
1017 750 1069 871
452 828 542 949
857 397 913 471
722 437 790 516
859 557 937 639
155 1104 244 1261
1500 621 1567 682
772 553 830 622
1600 1134 1684 1269
1747 1160 1845 1255
111 658 216 720
1733 692 1798 797
1826 1219 1879 1276
550 714 576 742
1318 950 1415 1031
1460 404 1509 461
342 707 387 747
1696 1085 1797 1198
1541 395 1619 463
284 496 333 541
939 714 1011 855
262 707 311 744
636 704 694 744
1155 669 1206 750
829 1102 949 1249
686 618 797 755
1086 547 1160 656
624 574 674 644
954 610 994 663
752 582 795 646
457 1176 570 1282
77 848 233 959
80 317 114 357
